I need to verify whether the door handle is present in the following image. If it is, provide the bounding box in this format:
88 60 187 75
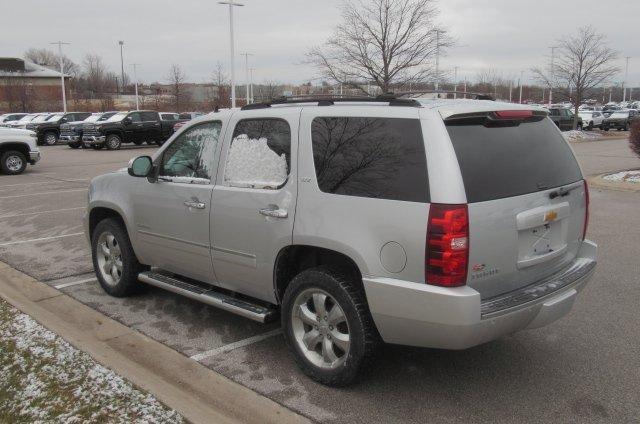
259 205 288 218
184 200 206 209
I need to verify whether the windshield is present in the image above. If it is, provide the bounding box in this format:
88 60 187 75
105 112 128 122
32 114 53 123
17 115 36 123
84 114 102 123
48 114 65 122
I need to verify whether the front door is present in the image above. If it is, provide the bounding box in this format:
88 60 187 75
211 109 299 302
132 120 224 283
125 112 143 143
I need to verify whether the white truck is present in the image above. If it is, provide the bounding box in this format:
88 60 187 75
0 128 41 175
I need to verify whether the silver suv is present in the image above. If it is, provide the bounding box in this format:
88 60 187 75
85 96 597 386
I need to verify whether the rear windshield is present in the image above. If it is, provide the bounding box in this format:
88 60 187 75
446 116 582 203
311 117 429 202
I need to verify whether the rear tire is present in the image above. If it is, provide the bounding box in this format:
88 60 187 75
281 266 378 387
155 139 165 146
133 139 144 146
0 150 27 175
105 134 122 150
68 142 81 149
91 218 147 297
92 144 104 150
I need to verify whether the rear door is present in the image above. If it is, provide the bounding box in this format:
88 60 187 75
125 112 143 143
210 108 299 303
141 111 161 142
444 112 587 299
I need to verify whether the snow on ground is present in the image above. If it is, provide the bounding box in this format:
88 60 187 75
603 170 640 183
0 299 183 423
562 130 601 142
224 134 288 189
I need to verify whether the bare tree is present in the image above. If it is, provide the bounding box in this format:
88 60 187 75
257 80 282 102
167 64 188 111
210 61 228 108
306 0 452 94
81 54 112 98
532 26 619 129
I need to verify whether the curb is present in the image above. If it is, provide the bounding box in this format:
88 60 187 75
0 262 310 424
587 173 640 193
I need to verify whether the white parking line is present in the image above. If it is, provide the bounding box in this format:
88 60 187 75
190 329 283 362
0 189 87 200
0 207 85 220
54 277 96 289
0 179 88 189
0 232 84 247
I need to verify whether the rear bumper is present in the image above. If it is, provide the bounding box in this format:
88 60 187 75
363 240 597 350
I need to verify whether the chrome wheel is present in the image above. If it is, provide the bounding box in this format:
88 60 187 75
95 231 123 286
106 135 121 150
5 155 23 172
45 133 57 145
291 288 350 370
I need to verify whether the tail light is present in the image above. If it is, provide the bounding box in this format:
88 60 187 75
494 110 533 119
426 204 469 287
582 180 590 240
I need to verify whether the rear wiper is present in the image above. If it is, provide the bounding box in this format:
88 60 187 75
548 185 579 199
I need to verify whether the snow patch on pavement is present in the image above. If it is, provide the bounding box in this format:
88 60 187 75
603 170 640 183
562 130 601 142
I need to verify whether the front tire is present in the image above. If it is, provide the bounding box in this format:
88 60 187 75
105 134 122 150
44 131 58 146
91 218 147 297
68 142 81 149
1 150 27 175
281 266 378 386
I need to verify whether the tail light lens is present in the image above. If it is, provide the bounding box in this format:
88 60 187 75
426 204 469 287
582 180 590 240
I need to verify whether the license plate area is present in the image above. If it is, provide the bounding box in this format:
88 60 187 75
516 202 570 269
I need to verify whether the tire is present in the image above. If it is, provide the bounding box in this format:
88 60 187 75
92 144 104 150
105 134 122 150
281 265 378 387
68 142 81 149
133 139 144 146
623 122 629 131
155 139 165 146
43 131 58 146
577 123 583 131
587 122 593 131
0 150 27 175
91 218 147 297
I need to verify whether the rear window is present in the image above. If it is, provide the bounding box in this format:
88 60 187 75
311 117 429 202
446 115 582 203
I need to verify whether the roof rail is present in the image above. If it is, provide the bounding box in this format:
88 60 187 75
394 90 495 101
240 94 422 110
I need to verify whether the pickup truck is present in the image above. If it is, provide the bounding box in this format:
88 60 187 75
0 127 41 174
82 110 177 150
602 109 640 131
0 113 28 127
60 112 118 149
548 107 583 131
26 112 92 145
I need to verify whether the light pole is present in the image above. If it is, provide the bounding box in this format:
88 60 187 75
240 52 253 105
51 41 70 112
434 30 440 91
549 46 558 106
249 67 255 103
131 63 140 110
119 41 125 94
219 0 244 108
453 66 458 99
519 70 524 104
623 56 630 102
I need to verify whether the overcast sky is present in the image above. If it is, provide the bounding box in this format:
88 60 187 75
2 0 639 86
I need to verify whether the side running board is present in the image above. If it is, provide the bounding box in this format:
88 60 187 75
138 270 278 323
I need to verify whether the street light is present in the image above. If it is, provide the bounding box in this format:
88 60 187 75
50 41 70 112
519 70 524 104
623 56 631 102
131 63 140 110
240 52 253 105
249 67 255 103
219 0 244 108
119 41 125 94
453 66 458 99
549 46 558 106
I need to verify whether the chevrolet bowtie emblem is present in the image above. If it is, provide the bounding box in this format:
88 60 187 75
544 210 558 222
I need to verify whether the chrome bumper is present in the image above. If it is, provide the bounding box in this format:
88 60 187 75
363 240 597 350
60 135 80 142
29 150 41 164
82 136 106 144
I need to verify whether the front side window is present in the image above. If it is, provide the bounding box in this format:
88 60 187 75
128 112 142 123
311 117 429 202
224 118 291 189
160 121 222 181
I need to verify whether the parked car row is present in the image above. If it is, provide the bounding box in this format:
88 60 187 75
0 110 203 149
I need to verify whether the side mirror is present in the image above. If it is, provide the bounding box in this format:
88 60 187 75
123 117 132 125
128 156 153 177
60 117 67 123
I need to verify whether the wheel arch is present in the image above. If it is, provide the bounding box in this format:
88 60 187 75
88 206 127 240
273 245 365 305
0 142 30 157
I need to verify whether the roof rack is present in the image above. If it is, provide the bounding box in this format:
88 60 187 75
395 90 495 101
240 94 421 110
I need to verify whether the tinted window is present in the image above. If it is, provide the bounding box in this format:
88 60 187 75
311 117 429 202
161 113 178 120
128 112 142 123
224 118 291 189
160 121 222 180
141 112 157 121
179 113 192 119
446 117 583 203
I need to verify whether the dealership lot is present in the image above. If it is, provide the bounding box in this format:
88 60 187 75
1 141 639 423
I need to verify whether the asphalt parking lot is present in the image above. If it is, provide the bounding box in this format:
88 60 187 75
1 139 639 423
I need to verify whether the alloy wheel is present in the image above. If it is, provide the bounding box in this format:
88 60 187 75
5 155 23 172
291 288 350 370
95 231 123 286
